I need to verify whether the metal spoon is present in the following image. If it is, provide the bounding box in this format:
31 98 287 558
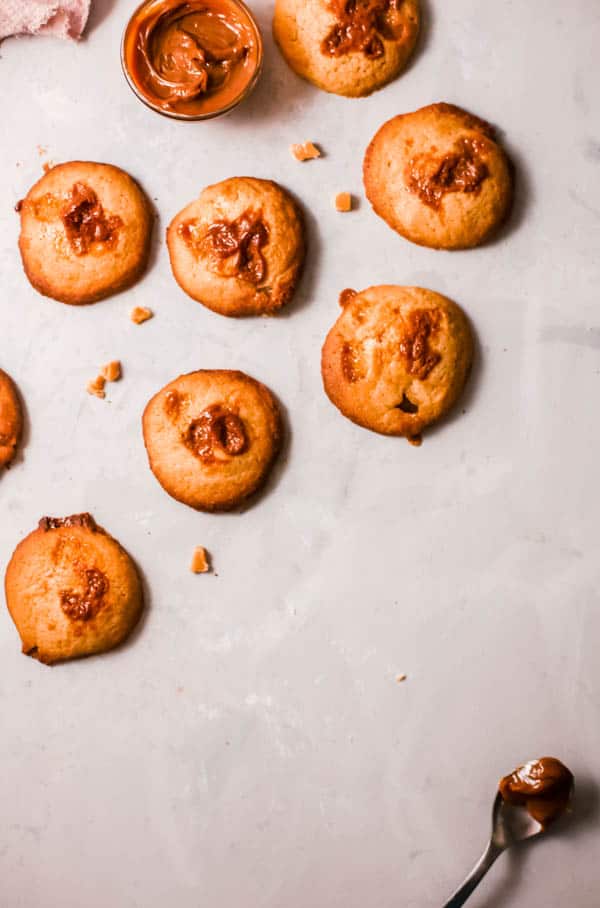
442 792 545 907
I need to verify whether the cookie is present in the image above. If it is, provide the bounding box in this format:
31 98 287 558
273 0 420 98
5 514 144 665
18 161 153 304
143 370 282 511
0 369 22 469
321 285 473 442
363 103 513 249
167 177 305 317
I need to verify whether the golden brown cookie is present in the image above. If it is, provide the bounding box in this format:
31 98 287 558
5 514 144 665
167 177 305 317
273 0 420 97
0 369 22 469
321 286 473 442
363 103 513 249
18 161 153 304
143 370 282 511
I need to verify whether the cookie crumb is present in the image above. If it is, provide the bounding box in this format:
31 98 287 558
290 141 321 162
408 435 422 447
101 360 121 382
335 192 352 212
190 546 210 574
396 674 407 683
131 306 153 325
87 375 106 399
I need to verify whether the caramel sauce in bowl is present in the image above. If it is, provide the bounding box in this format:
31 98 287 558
121 0 263 120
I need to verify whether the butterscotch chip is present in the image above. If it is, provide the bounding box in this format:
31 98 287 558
130 305 153 324
290 141 321 162
167 177 305 317
321 285 473 442
17 161 153 304
335 192 352 212
5 513 144 664
0 368 23 469
274 0 421 98
190 546 210 573
87 375 106 399
101 361 121 382
143 369 282 512
363 103 513 250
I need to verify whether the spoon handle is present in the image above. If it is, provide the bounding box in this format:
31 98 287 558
442 840 503 907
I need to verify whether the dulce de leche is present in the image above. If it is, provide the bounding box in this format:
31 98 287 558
122 0 263 119
499 757 574 829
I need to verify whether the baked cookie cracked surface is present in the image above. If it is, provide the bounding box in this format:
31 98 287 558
363 103 513 249
167 177 305 317
273 0 420 97
18 161 153 304
5 513 144 664
321 285 473 442
0 369 22 469
142 370 282 511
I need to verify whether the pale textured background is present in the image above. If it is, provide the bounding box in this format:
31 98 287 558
1 1 599 905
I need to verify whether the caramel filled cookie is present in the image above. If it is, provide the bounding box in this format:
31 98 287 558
5 514 144 664
321 286 473 442
363 103 513 249
0 369 22 469
18 161 153 304
143 370 282 510
167 177 305 317
273 0 420 97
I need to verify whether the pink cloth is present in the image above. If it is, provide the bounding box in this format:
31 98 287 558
0 0 91 41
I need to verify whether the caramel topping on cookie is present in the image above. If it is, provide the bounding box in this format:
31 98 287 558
398 309 441 379
60 567 109 622
184 405 247 461
165 389 184 418
341 342 363 383
61 183 123 256
406 138 489 209
322 0 404 59
339 288 357 307
180 211 269 284
39 513 98 532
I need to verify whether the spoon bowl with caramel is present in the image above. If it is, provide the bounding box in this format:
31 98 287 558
443 758 574 908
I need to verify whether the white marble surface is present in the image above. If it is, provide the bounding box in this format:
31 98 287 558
1 1 599 905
